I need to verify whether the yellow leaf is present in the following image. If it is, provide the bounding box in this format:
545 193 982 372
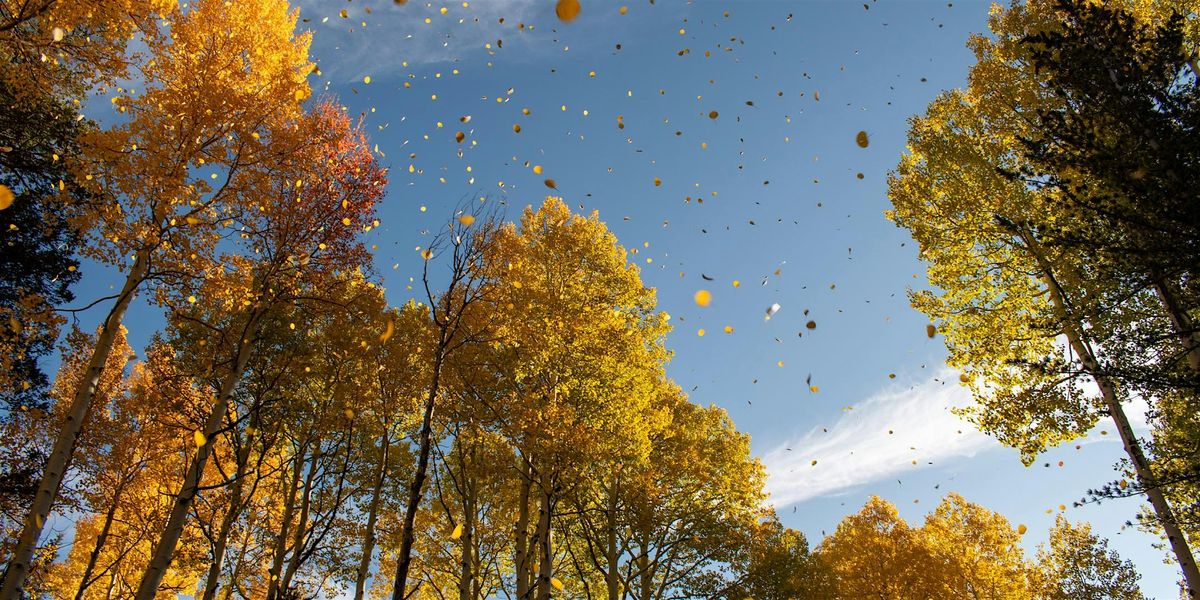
0 184 12 210
186 216 200 225
450 523 463 540
1017 524 1027 535
693 289 712 307
550 578 564 591
555 0 580 22
459 214 475 226
856 131 870 148
194 431 207 447
380 319 395 342
421 248 433 260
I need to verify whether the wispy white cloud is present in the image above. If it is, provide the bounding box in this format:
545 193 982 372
762 369 997 508
293 0 543 81
761 368 1156 508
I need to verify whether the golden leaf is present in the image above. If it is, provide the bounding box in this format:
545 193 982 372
555 0 581 22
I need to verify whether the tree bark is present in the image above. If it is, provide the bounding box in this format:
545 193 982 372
459 479 475 600
280 443 321 594
74 475 132 600
605 473 620 600
200 429 256 600
133 325 259 600
390 343 448 600
515 459 532 600
1 249 149 600
535 478 554 600
354 432 390 600
266 442 306 600
1026 236 1200 598
1152 279 1200 375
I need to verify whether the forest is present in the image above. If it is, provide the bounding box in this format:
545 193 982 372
0 0 1197 598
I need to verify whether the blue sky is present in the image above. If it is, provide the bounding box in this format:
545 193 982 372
66 0 1181 595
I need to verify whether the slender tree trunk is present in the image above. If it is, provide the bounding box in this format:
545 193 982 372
200 436 254 600
1 250 149 600
459 480 475 600
266 443 306 600
606 473 620 600
636 549 651 600
133 327 259 600
515 459 532 600
1152 279 1200 375
223 510 257 600
280 444 321 593
535 479 554 600
354 433 390 600
1027 238 1200 598
390 344 448 600
74 475 131 600
1060 313 1200 597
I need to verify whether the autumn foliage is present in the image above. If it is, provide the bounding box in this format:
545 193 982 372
0 0 1184 599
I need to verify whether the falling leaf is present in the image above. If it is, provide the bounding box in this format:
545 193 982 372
544 178 557 189
450 523 464 540
421 248 433 260
455 131 465 143
380 319 395 342
708 110 719 119
52 27 65 42
193 431 207 447
693 289 712 307
855 131 869 148
0 184 13 210
550 578 565 591
1017 524 1027 535
723 325 733 334
697 328 706 336
556 0 581 22
806 320 816 330
363 75 372 84
513 124 521 133
533 165 543 174
926 324 937 338
344 409 355 419
765 303 781 319
459 214 476 226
